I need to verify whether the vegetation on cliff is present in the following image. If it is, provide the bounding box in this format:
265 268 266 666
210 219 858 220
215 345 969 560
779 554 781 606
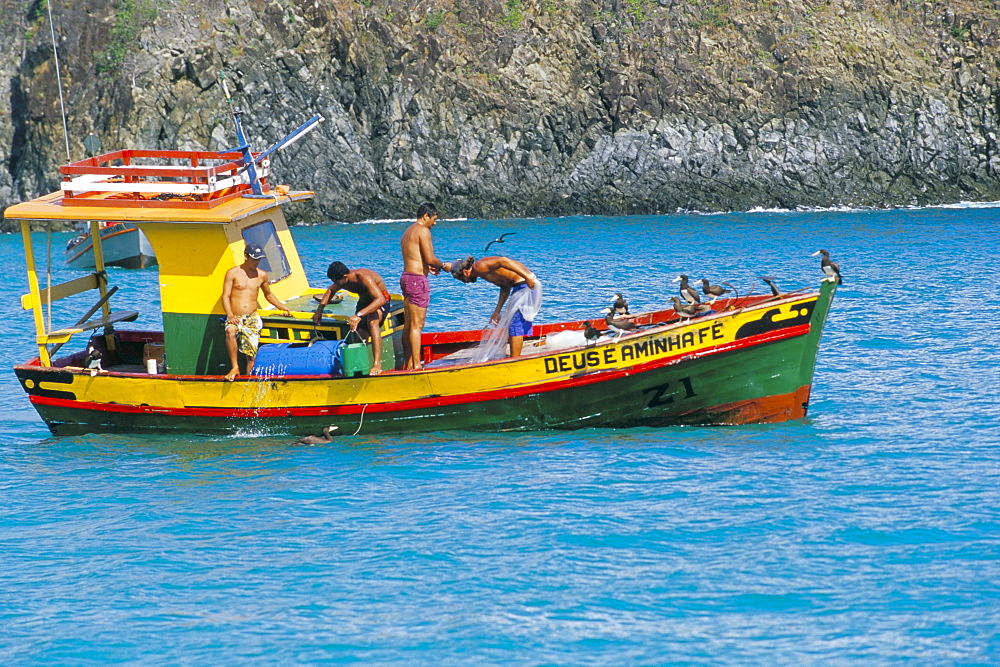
3 0 1000 222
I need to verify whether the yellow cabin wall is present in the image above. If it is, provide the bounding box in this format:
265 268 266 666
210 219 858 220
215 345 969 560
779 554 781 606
225 209 310 306
138 207 309 317
140 223 233 315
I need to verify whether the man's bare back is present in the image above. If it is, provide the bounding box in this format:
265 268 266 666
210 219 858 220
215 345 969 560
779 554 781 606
337 269 388 304
314 262 390 375
449 255 540 357
467 256 536 289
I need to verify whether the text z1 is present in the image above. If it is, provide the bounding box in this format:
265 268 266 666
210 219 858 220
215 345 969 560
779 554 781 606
642 377 696 408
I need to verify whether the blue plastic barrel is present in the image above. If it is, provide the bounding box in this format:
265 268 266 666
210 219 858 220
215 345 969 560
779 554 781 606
251 340 344 376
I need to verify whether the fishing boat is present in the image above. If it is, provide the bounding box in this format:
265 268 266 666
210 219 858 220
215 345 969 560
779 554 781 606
64 221 157 270
8 109 837 438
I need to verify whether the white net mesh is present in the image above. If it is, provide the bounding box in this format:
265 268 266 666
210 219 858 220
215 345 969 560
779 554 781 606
469 279 542 363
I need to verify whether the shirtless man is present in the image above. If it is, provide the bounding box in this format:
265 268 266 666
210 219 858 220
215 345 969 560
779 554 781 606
313 261 390 376
222 242 291 381
449 255 539 357
399 202 445 370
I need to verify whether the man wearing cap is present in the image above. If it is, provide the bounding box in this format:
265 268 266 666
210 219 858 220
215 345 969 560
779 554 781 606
448 255 540 357
222 242 291 381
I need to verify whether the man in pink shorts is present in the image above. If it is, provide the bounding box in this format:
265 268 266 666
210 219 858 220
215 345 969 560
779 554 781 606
399 202 446 370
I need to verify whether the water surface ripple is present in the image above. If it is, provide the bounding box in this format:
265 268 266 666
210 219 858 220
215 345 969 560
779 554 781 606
1 208 997 662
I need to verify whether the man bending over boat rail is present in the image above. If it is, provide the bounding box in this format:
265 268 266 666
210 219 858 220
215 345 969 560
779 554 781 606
313 261 390 376
448 255 541 360
222 242 291 381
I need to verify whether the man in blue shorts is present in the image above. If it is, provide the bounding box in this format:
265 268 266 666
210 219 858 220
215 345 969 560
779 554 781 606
448 255 541 357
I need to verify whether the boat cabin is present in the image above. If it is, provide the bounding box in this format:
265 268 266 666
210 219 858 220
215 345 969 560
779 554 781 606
8 149 403 376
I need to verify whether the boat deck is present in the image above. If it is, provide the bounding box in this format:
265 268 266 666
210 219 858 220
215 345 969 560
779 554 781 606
37 291 800 377
419 291 793 365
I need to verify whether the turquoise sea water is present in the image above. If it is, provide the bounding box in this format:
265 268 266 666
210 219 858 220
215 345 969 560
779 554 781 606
1 207 998 662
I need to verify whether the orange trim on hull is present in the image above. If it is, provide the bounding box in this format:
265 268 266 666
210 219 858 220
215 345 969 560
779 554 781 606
674 384 813 425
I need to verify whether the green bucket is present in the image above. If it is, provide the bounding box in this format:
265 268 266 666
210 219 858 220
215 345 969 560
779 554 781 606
341 330 372 378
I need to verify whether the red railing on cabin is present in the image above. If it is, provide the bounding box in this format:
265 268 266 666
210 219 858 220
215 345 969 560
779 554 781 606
60 150 247 178
58 149 269 209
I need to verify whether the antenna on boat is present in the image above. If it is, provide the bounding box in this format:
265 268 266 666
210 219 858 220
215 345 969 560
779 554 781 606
219 71 264 196
46 0 71 161
219 71 325 198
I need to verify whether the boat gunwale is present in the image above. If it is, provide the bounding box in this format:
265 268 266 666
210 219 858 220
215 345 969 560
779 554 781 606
15 295 817 385
16 287 824 381
418 289 820 360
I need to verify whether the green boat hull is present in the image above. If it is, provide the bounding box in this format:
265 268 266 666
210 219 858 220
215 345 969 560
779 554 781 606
19 281 835 437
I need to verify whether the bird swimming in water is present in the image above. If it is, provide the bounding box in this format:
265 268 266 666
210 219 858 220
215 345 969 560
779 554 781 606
811 249 843 284
699 279 736 303
582 320 602 346
611 293 629 316
673 274 701 304
758 276 781 297
600 307 637 340
484 232 516 254
296 425 339 444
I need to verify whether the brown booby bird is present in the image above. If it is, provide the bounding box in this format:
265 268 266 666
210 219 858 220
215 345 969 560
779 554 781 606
699 278 736 303
811 249 843 284
670 296 700 320
484 232 516 254
670 297 712 320
296 425 339 444
582 321 602 346
84 344 103 371
673 274 701 304
611 293 630 316
601 307 637 340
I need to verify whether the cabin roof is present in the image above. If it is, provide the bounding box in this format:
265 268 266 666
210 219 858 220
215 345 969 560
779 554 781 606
4 190 315 224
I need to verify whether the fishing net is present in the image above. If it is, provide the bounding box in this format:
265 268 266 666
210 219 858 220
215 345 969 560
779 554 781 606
470 279 542 363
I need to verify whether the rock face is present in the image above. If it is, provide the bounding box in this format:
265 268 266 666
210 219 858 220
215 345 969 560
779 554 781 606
3 0 1000 223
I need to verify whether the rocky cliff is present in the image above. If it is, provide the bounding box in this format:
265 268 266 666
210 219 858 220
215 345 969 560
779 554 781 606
3 0 1000 224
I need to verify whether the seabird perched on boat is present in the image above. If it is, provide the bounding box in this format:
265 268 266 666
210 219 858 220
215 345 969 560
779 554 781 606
611 293 630 315
296 425 339 444
670 297 711 320
699 279 736 303
811 249 843 284
582 321 602 346
83 344 103 372
758 276 781 297
600 307 637 340
673 274 701 304
484 232 516 254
